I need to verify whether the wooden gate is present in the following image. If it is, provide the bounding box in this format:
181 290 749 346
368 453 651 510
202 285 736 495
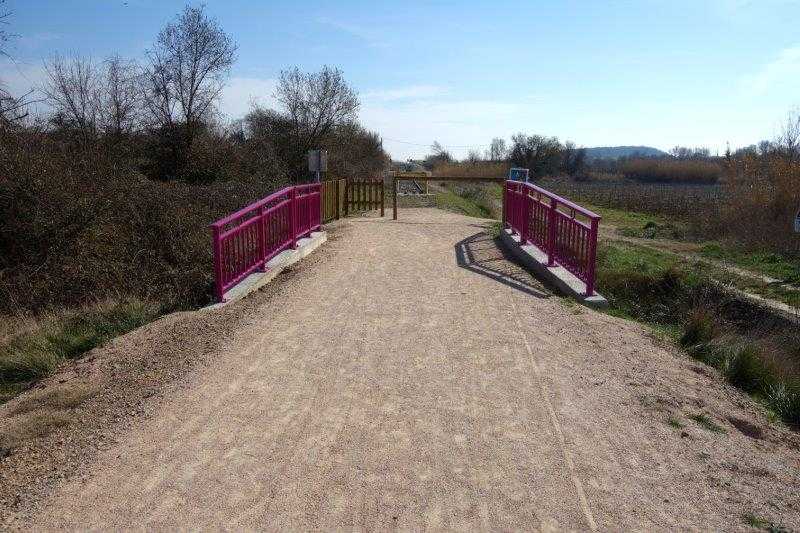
346 179 384 217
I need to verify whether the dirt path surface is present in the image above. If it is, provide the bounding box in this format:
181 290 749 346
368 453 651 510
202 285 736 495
8 208 800 531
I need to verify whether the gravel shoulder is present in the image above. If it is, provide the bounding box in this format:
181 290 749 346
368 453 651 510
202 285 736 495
3 208 799 530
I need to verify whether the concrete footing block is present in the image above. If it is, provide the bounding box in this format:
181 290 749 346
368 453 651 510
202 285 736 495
499 228 608 309
203 231 327 310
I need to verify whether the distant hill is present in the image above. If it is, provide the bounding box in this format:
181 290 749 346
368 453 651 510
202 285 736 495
584 146 667 160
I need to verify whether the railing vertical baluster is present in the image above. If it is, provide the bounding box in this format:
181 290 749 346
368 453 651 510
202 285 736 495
212 226 224 302
258 207 266 271
520 191 529 244
585 217 599 296
290 185 298 248
547 198 557 266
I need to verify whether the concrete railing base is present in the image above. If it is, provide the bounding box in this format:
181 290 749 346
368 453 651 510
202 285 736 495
499 228 608 309
204 231 327 310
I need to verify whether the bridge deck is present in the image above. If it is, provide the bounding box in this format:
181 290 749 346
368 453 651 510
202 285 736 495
27 209 800 530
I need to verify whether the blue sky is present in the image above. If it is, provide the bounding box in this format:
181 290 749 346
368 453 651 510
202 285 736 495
3 0 800 159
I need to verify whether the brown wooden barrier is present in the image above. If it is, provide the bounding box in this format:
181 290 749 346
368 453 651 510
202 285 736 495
321 178 347 222
346 179 385 217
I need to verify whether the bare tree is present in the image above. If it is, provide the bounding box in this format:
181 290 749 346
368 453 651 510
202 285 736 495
561 141 587 177
145 4 237 149
487 137 507 161
0 87 31 128
0 1 33 128
466 149 481 163
98 55 142 138
275 65 359 159
509 133 563 178
776 110 800 162
43 54 99 135
422 141 452 169
0 0 13 57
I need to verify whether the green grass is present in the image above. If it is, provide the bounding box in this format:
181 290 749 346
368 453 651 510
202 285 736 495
434 188 493 219
583 203 690 240
742 513 789 532
597 241 800 428
595 242 691 324
689 413 727 434
667 415 685 429
0 299 160 403
487 220 503 238
586 203 800 307
700 243 800 284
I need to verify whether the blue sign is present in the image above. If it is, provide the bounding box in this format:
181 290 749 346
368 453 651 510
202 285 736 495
508 167 530 182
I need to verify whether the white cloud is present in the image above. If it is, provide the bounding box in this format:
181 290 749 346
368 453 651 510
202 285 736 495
218 77 278 121
743 44 800 94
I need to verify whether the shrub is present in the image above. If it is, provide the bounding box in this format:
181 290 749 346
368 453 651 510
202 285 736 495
724 342 777 394
765 381 800 426
720 151 800 257
680 307 720 349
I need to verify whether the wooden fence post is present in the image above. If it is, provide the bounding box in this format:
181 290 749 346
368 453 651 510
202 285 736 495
380 179 385 217
335 179 340 220
393 178 398 220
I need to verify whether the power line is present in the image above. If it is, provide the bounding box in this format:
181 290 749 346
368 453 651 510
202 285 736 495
381 137 492 149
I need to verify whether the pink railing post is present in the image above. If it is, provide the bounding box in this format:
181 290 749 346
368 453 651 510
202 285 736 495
211 224 224 303
502 181 508 229
520 189 529 244
585 217 599 296
290 185 298 248
258 206 267 272
547 197 557 266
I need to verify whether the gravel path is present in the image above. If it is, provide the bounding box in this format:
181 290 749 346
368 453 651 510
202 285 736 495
13 208 800 530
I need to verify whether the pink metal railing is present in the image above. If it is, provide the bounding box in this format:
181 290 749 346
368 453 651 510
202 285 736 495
210 183 321 302
503 180 601 296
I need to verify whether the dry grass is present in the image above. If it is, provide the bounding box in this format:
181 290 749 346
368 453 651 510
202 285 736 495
621 158 722 184
8 384 98 417
720 153 800 256
432 161 510 178
0 299 158 403
0 410 72 453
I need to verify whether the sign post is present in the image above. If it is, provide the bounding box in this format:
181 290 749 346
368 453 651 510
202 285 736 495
308 150 328 182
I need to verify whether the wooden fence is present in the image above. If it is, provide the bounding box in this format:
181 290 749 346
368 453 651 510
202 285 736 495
347 179 385 216
321 178 347 222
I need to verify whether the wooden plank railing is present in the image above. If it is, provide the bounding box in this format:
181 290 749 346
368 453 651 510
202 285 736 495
503 180 601 296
